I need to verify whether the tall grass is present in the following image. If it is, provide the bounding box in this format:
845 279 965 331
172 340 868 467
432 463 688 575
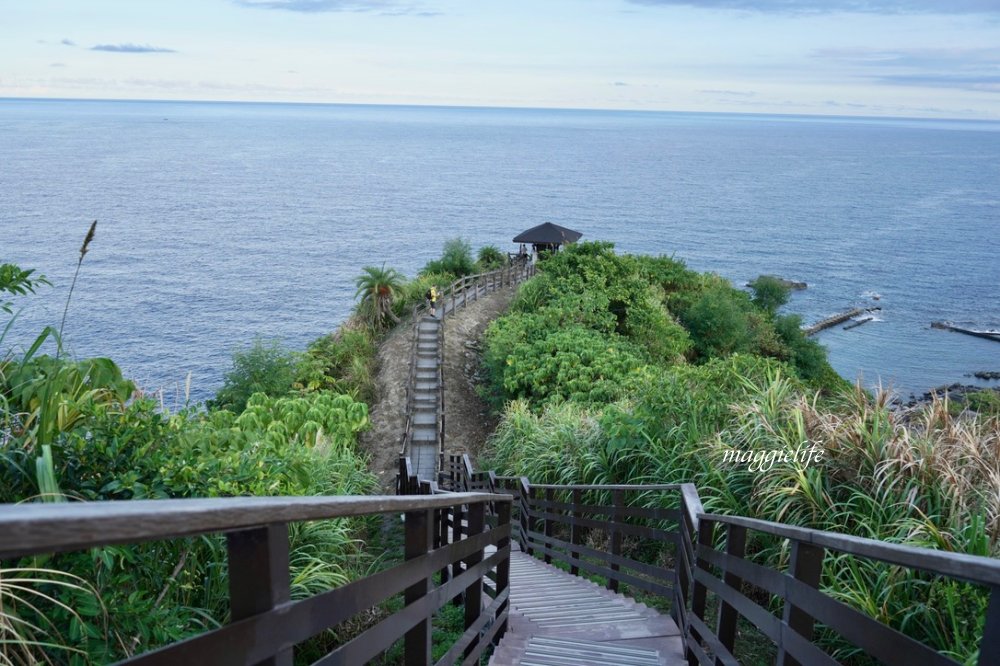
485 369 999 661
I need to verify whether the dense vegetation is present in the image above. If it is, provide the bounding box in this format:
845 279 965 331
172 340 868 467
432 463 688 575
481 242 999 664
0 236 503 664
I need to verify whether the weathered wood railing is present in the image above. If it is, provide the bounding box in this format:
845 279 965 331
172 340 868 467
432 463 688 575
0 493 512 666
688 512 1000 666
495 478 690 604
442 259 536 316
477 472 1000 666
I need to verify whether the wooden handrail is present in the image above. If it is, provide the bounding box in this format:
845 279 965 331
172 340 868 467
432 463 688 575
527 483 683 491
1 491 513 665
702 512 1000 587
0 493 505 559
473 464 1000 665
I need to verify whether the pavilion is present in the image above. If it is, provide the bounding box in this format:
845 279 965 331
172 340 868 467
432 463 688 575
512 222 583 256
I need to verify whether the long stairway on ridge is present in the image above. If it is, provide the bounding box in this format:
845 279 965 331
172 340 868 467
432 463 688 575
400 261 536 486
408 313 442 481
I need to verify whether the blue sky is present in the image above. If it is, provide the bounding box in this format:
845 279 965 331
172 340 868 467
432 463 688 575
3 0 999 118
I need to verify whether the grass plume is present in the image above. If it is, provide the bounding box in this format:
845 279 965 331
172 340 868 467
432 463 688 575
57 220 97 358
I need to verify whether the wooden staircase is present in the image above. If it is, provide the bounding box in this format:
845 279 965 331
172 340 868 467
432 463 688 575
489 551 685 666
409 314 442 481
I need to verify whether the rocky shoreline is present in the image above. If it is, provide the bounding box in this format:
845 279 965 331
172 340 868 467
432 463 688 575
902 381 1000 409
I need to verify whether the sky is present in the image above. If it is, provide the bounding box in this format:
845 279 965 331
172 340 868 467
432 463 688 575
2 0 999 119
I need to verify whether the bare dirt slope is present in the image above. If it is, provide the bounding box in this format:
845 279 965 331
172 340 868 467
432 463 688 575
361 289 514 491
442 290 513 460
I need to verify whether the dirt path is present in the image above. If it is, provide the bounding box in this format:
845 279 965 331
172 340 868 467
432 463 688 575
361 289 514 491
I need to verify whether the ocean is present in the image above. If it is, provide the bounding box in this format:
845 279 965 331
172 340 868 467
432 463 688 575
2 98 998 403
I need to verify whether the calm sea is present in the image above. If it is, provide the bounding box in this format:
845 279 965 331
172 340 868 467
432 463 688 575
2 99 998 403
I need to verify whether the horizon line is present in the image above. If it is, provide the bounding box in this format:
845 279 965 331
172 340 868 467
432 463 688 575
2 94 998 125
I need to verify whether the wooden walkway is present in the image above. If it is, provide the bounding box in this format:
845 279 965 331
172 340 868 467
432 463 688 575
408 314 443 480
489 551 685 666
402 262 535 484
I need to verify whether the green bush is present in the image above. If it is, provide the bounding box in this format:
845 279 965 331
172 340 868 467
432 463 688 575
748 274 791 315
209 337 298 413
477 245 506 271
422 238 476 278
1 388 375 663
296 327 377 400
399 272 456 316
494 326 648 409
679 285 755 359
967 390 1000 417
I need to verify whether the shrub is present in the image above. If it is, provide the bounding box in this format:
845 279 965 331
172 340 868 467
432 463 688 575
680 285 754 359
422 238 475 278
477 245 506 271
295 326 377 400
491 325 647 409
748 274 791 315
209 337 297 413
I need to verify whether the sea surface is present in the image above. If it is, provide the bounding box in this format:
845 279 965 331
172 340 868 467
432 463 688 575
2 99 998 404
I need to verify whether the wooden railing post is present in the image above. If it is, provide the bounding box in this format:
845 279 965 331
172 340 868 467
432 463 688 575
440 505 454 586
777 540 825 666
543 488 554 564
716 523 747 664
980 586 1000 666
520 479 532 554
608 489 624 592
451 501 464 583
495 500 512 641
463 502 486 658
528 485 539 555
405 509 434 666
570 488 582 576
227 524 292 666
688 518 714 666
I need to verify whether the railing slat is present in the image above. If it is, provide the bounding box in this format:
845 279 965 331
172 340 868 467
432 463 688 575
118 512 510 666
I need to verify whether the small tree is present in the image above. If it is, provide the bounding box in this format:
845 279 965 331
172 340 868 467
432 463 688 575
680 287 753 359
210 338 297 413
354 263 405 328
748 275 790 316
477 245 506 271
423 238 475 277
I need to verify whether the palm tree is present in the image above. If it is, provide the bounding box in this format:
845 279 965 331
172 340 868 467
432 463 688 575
354 264 404 328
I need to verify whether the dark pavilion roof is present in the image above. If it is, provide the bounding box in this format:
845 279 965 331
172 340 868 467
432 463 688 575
512 222 583 245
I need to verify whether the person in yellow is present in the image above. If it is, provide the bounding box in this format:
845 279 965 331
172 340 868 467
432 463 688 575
426 285 439 316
